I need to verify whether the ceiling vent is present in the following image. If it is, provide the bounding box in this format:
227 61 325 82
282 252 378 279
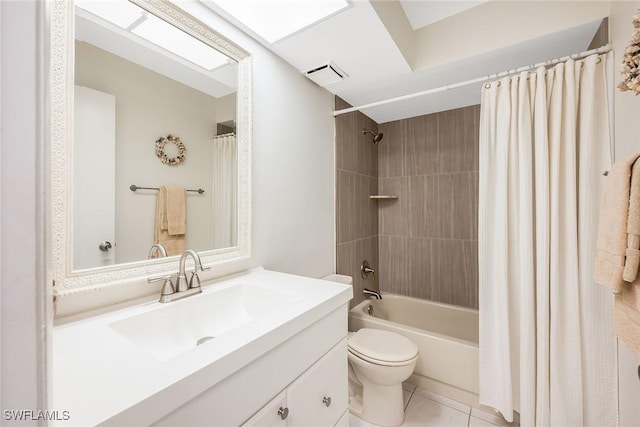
303 61 347 87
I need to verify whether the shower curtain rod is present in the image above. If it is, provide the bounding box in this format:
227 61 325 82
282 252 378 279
333 44 612 117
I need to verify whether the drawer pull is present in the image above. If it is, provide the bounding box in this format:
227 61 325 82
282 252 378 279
277 407 289 420
322 396 332 407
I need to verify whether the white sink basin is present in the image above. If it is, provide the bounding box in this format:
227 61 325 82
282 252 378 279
109 283 300 361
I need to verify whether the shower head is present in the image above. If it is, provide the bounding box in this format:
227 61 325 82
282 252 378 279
362 129 384 144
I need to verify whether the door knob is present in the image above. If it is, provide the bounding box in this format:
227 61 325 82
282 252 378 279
99 241 112 251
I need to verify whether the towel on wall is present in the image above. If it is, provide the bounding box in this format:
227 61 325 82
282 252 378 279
623 159 640 282
594 152 640 292
155 186 186 256
165 185 186 235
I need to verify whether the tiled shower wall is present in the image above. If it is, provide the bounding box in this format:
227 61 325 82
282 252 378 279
378 105 480 309
335 97 379 308
335 96 480 310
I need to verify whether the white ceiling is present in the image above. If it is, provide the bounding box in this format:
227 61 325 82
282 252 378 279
202 0 604 124
398 0 487 30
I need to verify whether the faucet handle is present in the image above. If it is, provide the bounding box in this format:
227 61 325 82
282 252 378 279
148 274 173 284
189 271 201 289
148 274 175 299
361 260 376 280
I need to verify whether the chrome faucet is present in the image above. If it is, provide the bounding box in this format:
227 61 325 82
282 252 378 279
148 243 167 259
363 288 382 300
148 249 209 303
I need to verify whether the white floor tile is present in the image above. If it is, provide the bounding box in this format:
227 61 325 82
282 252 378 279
469 416 500 427
412 386 472 414
470 407 518 427
349 413 378 427
403 388 413 409
403 394 470 427
402 382 417 393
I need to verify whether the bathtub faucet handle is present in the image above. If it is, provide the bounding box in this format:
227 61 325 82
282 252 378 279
361 260 376 280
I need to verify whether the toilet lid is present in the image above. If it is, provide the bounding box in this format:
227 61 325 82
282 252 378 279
348 328 418 364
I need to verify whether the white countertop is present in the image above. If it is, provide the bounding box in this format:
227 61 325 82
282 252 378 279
52 268 352 426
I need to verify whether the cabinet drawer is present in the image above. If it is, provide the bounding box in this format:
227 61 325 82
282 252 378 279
242 391 288 427
287 339 348 426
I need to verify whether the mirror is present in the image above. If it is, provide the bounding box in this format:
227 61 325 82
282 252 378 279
51 0 252 292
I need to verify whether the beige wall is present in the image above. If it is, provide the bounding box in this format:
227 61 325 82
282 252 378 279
413 1 609 71
75 41 233 262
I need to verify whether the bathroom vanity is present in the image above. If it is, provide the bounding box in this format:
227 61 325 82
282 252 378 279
48 2 350 425
53 269 352 426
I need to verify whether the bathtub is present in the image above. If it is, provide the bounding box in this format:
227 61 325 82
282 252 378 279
349 293 480 407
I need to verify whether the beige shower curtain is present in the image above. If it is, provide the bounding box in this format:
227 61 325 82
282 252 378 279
211 133 237 249
478 53 616 426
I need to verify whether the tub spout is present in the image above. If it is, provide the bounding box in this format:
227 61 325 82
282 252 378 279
363 288 382 300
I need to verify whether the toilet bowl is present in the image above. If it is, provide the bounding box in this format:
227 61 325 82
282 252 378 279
347 328 419 427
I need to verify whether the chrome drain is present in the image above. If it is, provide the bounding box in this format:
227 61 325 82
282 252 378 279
196 336 215 346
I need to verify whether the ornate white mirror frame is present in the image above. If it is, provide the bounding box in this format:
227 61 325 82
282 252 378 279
50 0 252 296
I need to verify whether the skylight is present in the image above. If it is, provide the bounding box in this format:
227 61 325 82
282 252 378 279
131 13 229 70
75 0 230 71
75 0 142 29
211 0 350 44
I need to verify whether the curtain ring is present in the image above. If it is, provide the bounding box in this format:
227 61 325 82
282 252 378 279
497 81 501 87
484 83 491 89
596 56 602 64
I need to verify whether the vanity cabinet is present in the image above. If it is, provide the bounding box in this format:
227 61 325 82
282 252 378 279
242 339 348 427
150 304 349 427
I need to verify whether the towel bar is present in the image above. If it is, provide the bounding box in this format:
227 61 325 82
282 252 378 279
129 185 204 194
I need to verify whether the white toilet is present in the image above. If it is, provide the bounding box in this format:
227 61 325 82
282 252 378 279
347 328 419 427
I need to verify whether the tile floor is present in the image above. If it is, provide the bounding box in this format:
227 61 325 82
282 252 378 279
349 383 519 427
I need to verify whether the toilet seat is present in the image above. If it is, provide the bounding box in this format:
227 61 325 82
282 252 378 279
348 328 418 366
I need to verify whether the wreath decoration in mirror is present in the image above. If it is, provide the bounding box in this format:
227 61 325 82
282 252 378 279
155 134 186 165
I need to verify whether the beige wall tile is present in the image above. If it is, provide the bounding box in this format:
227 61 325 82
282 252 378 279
379 177 409 236
370 176 379 234
408 237 434 300
409 175 440 237
433 239 459 305
337 98 480 309
355 173 377 239
379 235 408 294
337 237 379 309
357 236 379 294
438 172 478 240
335 96 380 309
358 114 379 177
335 96 351 110
462 240 478 309
439 105 479 173
337 241 358 307
336 111 357 172
406 113 438 176
336 170 353 244
433 239 478 309
378 120 406 178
